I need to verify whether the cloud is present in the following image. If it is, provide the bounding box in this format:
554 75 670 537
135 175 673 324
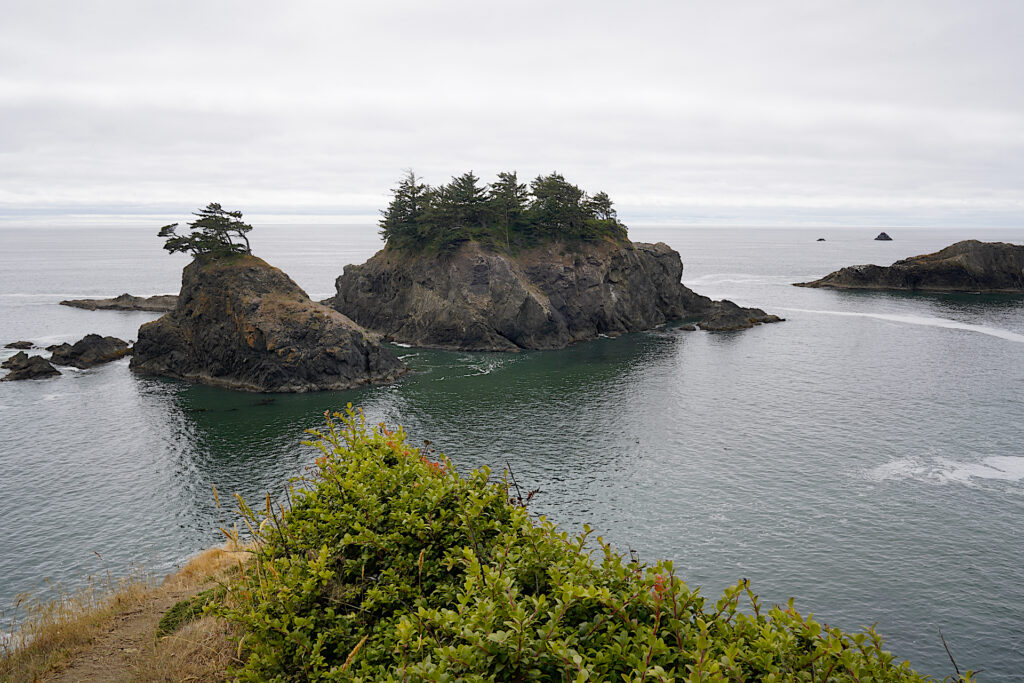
2 0 1023 227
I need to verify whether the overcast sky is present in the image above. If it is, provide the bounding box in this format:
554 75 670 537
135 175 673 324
2 1 1023 227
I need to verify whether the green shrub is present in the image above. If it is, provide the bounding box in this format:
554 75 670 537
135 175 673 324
219 407 957 681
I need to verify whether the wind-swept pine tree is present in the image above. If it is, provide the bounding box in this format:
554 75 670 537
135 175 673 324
158 203 253 257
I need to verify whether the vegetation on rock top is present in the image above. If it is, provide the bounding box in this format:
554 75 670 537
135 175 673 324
216 408 947 681
379 170 629 253
159 202 254 258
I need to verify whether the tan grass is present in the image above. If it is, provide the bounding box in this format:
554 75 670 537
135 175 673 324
0 570 157 682
128 616 240 683
0 542 251 683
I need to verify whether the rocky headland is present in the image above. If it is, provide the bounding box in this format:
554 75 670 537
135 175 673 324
131 254 407 392
61 293 179 312
795 240 1024 292
327 240 781 351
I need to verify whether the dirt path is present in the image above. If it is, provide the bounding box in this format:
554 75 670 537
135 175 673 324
42 587 193 683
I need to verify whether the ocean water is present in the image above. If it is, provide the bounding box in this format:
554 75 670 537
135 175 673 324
1 224 1022 678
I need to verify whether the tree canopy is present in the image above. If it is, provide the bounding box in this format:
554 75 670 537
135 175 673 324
159 203 253 258
379 170 628 251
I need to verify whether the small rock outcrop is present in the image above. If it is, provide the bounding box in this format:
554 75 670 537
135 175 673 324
875 232 893 241
698 301 783 332
327 240 781 351
60 293 178 312
131 255 406 392
50 335 131 368
4 341 33 349
1 352 60 381
795 240 1024 292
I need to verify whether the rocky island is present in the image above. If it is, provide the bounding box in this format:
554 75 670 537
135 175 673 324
795 239 1024 292
60 293 178 312
328 170 781 350
131 204 406 392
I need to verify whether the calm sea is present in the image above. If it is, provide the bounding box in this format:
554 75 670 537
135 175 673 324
1 224 1022 678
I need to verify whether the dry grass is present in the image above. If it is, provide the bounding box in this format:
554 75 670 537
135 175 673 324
0 569 157 682
0 543 251 683
128 616 240 683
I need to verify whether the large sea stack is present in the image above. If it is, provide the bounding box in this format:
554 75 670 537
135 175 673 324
327 240 781 351
131 255 406 392
795 240 1024 292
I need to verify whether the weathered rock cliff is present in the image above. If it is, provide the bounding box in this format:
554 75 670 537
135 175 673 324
795 240 1024 292
131 255 406 392
327 240 781 351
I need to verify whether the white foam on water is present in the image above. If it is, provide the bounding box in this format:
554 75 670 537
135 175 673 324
866 457 928 481
777 307 1024 343
868 456 1024 486
685 273 791 287
934 456 1024 483
392 342 413 348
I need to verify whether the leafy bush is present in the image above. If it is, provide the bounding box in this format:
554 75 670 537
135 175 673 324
219 408 954 681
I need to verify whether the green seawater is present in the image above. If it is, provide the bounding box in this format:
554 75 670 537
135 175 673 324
1 224 1023 677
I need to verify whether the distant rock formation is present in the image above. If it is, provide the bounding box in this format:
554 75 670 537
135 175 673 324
131 254 407 392
875 232 893 241
1 352 60 381
60 293 178 312
795 240 1024 292
816 238 826 242
4 341 33 349
327 240 782 351
50 334 131 368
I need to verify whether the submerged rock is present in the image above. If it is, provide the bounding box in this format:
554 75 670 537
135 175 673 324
60 293 178 312
1 353 60 381
131 254 407 392
794 240 1024 293
50 334 131 368
4 340 33 349
875 232 893 241
327 240 782 351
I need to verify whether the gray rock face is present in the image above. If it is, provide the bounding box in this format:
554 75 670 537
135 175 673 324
1 352 60 381
60 293 178 312
130 254 407 392
795 240 1024 292
328 240 781 351
50 334 131 368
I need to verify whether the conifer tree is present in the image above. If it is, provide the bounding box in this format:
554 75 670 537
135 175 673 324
158 203 253 257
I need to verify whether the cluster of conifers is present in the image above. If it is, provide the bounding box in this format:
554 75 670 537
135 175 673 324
379 170 628 251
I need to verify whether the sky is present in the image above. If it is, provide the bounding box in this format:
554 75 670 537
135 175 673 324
2 0 1023 228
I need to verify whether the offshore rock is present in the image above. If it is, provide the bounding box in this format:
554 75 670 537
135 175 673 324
795 240 1024 293
875 232 893 241
328 240 782 351
4 341 33 349
60 293 178 312
131 255 406 392
698 300 784 332
50 334 131 368
1 353 60 381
